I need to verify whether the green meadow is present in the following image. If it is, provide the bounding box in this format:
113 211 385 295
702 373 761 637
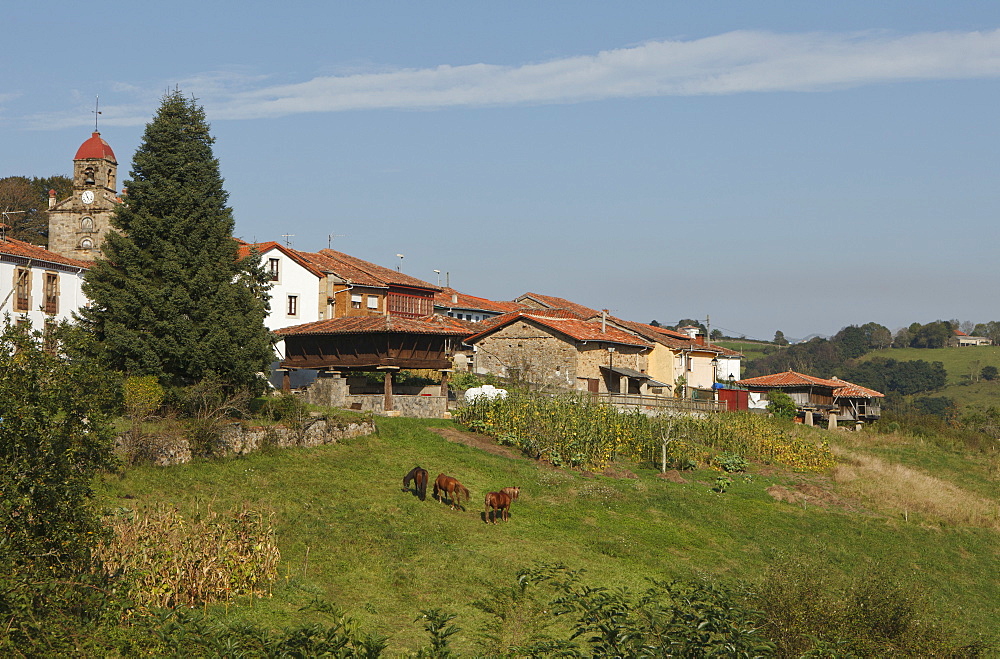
96 417 1000 655
862 345 1000 408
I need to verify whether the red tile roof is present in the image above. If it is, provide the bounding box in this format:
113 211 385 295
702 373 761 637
0 235 91 269
274 314 470 337
609 318 743 357
515 292 601 319
301 248 439 291
434 287 520 314
737 370 883 398
74 132 117 161
465 311 652 348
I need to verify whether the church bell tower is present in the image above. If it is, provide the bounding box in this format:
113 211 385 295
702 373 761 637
46 132 119 259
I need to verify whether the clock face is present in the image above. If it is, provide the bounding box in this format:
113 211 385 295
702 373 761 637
81 190 95 204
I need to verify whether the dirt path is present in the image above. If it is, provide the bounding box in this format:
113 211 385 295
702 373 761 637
427 427 526 461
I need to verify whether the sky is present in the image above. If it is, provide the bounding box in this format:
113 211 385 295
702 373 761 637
3 2 1000 341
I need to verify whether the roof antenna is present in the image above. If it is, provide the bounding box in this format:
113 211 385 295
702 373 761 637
327 232 346 249
92 96 101 132
281 233 294 247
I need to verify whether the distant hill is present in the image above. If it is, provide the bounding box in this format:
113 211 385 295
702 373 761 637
859 345 1000 408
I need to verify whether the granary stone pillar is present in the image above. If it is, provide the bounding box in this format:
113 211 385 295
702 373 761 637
804 410 813 426
379 366 400 412
440 369 451 397
827 412 838 430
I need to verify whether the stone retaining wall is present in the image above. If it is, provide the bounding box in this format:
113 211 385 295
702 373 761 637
117 418 376 467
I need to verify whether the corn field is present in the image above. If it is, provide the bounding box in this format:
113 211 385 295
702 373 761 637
455 391 834 472
98 504 280 608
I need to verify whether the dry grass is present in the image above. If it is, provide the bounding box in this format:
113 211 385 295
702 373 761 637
98 503 280 608
831 445 1000 529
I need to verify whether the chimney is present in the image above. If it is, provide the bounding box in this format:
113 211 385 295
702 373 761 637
451 293 458 304
48 189 56 209
602 309 608 333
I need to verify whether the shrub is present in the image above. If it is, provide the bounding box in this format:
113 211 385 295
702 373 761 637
714 452 749 473
766 390 798 419
513 563 773 657
743 555 990 657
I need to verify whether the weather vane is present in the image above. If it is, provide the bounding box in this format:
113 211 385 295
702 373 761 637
92 96 101 132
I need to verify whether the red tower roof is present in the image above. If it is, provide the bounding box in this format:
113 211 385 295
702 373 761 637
74 132 116 161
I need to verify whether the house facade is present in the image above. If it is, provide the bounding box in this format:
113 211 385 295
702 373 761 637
950 330 992 347
464 311 656 394
0 227 89 332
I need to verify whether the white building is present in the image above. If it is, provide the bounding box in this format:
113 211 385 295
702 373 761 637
0 226 89 333
237 241 325 358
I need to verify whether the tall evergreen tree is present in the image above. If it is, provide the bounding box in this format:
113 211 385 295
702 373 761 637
81 90 272 393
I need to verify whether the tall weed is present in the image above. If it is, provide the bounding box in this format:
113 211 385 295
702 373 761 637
98 504 280 607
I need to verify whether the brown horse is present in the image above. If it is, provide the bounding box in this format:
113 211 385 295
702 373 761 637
403 466 429 500
433 473 470 510
485 486 520 524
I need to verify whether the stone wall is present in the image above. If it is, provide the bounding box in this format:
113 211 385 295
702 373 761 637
473 320 649 392
300 371 449 417
117 417 376 467
473 321 580 389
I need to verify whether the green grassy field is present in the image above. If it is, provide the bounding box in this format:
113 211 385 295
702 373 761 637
715 339 775 361
861 345 1000 408
95 417 1000 655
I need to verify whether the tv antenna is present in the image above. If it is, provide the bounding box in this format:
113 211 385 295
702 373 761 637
327 233 346 249
280 233 295 246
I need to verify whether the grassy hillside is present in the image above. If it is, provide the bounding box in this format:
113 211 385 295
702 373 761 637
715 339 775 361
95 418 1000 655
862 345 1000 408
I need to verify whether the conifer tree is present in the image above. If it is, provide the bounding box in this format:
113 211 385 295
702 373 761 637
81 90 273 393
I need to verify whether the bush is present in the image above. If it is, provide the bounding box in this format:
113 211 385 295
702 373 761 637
713 452 749 473
743 555 989 657
0 322 120 652
766 390 798 419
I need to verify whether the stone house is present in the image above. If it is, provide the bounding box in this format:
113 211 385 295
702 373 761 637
463 310 657 394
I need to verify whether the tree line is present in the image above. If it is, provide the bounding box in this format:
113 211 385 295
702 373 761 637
744 321 950 397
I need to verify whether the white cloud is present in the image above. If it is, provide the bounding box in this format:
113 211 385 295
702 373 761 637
24 28 1000 127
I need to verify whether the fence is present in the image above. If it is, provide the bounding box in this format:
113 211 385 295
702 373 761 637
591 392 727 414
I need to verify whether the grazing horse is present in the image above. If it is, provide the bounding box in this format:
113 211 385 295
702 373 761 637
433 473 470 510
403 466 429 500
485 486 520 524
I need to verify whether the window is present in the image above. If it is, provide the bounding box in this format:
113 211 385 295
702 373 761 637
79 238 93 250
287 295 298 316
268 258 280 281
43 272 58 315
14 268 30 312
367 295 378 310
351 293 362 309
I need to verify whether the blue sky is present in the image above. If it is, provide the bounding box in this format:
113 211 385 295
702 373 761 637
4 2 1000 340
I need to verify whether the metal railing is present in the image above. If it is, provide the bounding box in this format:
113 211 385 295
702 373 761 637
592 392 727 413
